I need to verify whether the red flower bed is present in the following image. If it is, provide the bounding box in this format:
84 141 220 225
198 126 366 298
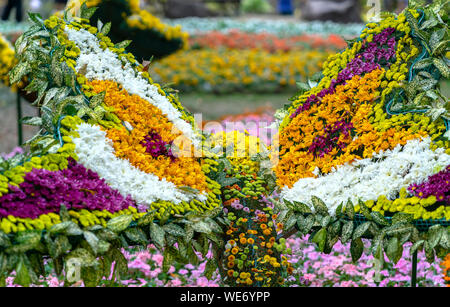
189 30 348 52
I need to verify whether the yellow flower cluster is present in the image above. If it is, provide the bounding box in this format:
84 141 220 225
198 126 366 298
0 206 143 234
206 130 265 174
126 8 188 48
358 188 450 220
151 48 329 93
0 33 20 88
67 0 189 48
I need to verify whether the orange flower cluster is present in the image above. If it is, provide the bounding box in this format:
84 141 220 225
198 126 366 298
275 69 427 188
86 80 209 191
442 254 450 287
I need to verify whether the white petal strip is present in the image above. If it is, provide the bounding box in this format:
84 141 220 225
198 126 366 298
65 27 200 147
280 137 450 216
72 122 203 206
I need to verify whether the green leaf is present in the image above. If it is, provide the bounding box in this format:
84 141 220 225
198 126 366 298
9 62 30 85
427 225 443 250
191 221 212 234
350 238 364 262
149 222 166 249
311 228 327 252
115 40 132 50
14 256 31 287
204 258 217 280
391 212 414 225
80 3 98 19
81 265 102 287
345 199 355 219
385 237 403 264
6 231 42 253
106 215 133 233
27 12 43 24
384 223 414 236
100 22 111 35
50 221 83 236
410 240 424 254
48 235 72 258
292 201 312 213
84 231 110 255
413 58 433 70
439 228 450 249
299 214 314 234
0 231 11 248
432 57 450 78
89 91 105 108
358 200 372 220
341 220 353 244
352 222 370 240
20 116 42 126
124 228 147 245
163 246 177 273
311 196 329 216
371 211 390 226
285 213 298 230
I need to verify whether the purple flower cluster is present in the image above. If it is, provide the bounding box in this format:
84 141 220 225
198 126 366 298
291 27 397 119
141 130 176 161
308 120 354 157
0 158 135 219
408 165 450 203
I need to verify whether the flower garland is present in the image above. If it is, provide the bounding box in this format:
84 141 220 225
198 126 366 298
205 131 293 286
275 9 450 220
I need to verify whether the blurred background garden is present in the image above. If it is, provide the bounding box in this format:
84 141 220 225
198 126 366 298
0 0 448 287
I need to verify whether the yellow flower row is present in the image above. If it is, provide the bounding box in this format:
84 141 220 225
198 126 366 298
151 48 329 92
357 188 450 220
0 206 143 234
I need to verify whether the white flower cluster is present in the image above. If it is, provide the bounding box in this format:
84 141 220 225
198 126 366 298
280 137 450 216
72 122 206 207
64 27 200 147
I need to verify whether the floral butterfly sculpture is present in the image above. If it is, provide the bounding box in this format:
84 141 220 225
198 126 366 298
273 1 449 265
0 6 222 286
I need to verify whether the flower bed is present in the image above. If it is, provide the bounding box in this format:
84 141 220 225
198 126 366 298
164 17 364 38
151 48 329 93
189 30 348 53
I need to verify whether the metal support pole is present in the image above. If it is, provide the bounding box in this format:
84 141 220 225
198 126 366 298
16 92 22 146
411 250 418 287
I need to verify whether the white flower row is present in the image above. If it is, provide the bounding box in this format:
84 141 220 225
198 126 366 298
164 17 364 37
72 122 206 207
280 137 450 216
64 27 200 147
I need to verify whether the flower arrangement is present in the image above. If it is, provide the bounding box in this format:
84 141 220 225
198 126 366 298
0 6 224 286
204 131 293 286
272 1 449 269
